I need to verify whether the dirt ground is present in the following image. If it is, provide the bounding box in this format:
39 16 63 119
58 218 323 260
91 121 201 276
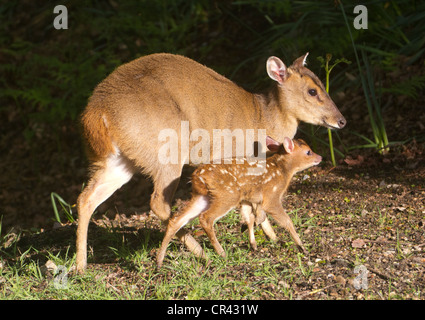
3 147 424 299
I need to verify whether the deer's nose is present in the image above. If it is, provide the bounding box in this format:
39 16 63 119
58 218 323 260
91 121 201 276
338 117 347 128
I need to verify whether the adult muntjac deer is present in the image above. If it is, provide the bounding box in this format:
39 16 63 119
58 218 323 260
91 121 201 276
156 136 322 268
76 53 345 272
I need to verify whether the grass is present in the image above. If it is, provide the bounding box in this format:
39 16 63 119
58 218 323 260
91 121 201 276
339 1 390 154
0 209 305 300
51 192 75 224
1 192 423 300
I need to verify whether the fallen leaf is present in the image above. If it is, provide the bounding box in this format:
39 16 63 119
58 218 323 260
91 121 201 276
344 155 364 166
335 275 346 286
45 260 58 272
193 229 206 237
352 239 366 248
412 257 425 264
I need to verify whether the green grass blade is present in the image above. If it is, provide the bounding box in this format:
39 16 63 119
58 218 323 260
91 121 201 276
50 192 75 223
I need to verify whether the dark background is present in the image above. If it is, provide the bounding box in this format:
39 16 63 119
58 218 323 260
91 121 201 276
1 0 424 233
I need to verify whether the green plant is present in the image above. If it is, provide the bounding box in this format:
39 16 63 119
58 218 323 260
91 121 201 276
51 192 75 223
230 0 425 155
317 54 351 166
339 2 390 154
297 253 313 278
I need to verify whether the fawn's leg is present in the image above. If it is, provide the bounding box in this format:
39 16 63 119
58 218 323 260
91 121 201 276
240 202 276 249
240 201 257 250
157 195 209 268
253 203 267 225
150 165 205 259
76 154 134 273
260 218 278 241
262 201 307 254
199 198 238 258
242 202 277 241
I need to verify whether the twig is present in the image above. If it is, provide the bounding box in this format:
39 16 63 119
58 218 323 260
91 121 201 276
297 283 338 299
325 166 337 174
365 265 391 281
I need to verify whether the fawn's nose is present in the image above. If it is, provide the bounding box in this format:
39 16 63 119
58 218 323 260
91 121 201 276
338 116 347 128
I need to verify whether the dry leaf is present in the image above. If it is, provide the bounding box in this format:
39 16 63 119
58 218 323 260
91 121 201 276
344 155 364 166
352 239 366 248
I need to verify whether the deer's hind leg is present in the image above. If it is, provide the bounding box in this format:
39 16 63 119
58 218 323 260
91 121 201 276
76 153 135 273
199 196 239 258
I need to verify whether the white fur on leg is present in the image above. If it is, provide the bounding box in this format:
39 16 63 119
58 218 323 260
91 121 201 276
172 195 210 232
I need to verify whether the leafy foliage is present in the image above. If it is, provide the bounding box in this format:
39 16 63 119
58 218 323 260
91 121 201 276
1 0 424 149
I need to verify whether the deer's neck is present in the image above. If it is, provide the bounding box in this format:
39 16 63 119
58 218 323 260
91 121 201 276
254 86 299 140
269 156 297 193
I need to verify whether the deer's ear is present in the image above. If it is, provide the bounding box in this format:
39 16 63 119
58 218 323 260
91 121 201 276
266 56 288 84
293 52 309 68
283 137 295 153
266 136 281 152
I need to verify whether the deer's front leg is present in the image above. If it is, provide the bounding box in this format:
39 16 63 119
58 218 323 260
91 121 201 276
262 201 307 254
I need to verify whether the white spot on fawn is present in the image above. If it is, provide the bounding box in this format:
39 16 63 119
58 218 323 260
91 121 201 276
264 176 272 183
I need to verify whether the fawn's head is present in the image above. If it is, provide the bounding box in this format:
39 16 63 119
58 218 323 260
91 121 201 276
266 53 346 130
266 136 322 173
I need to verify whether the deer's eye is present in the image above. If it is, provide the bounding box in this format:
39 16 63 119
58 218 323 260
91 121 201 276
306 150 312 156
308 89 317 96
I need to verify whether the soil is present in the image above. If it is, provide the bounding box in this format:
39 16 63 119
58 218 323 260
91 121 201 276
2 149 424 299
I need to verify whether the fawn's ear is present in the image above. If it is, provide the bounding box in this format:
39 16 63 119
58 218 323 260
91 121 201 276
293 52 309 68
266 136 281 152
283 137 295 153
266 56 288 84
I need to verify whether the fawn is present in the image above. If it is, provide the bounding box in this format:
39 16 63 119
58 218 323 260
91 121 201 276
156 136 322 268
76 53 344 272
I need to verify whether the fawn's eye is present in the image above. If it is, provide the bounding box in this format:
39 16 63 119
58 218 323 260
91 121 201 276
306 150 312 156
308 89 317 96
